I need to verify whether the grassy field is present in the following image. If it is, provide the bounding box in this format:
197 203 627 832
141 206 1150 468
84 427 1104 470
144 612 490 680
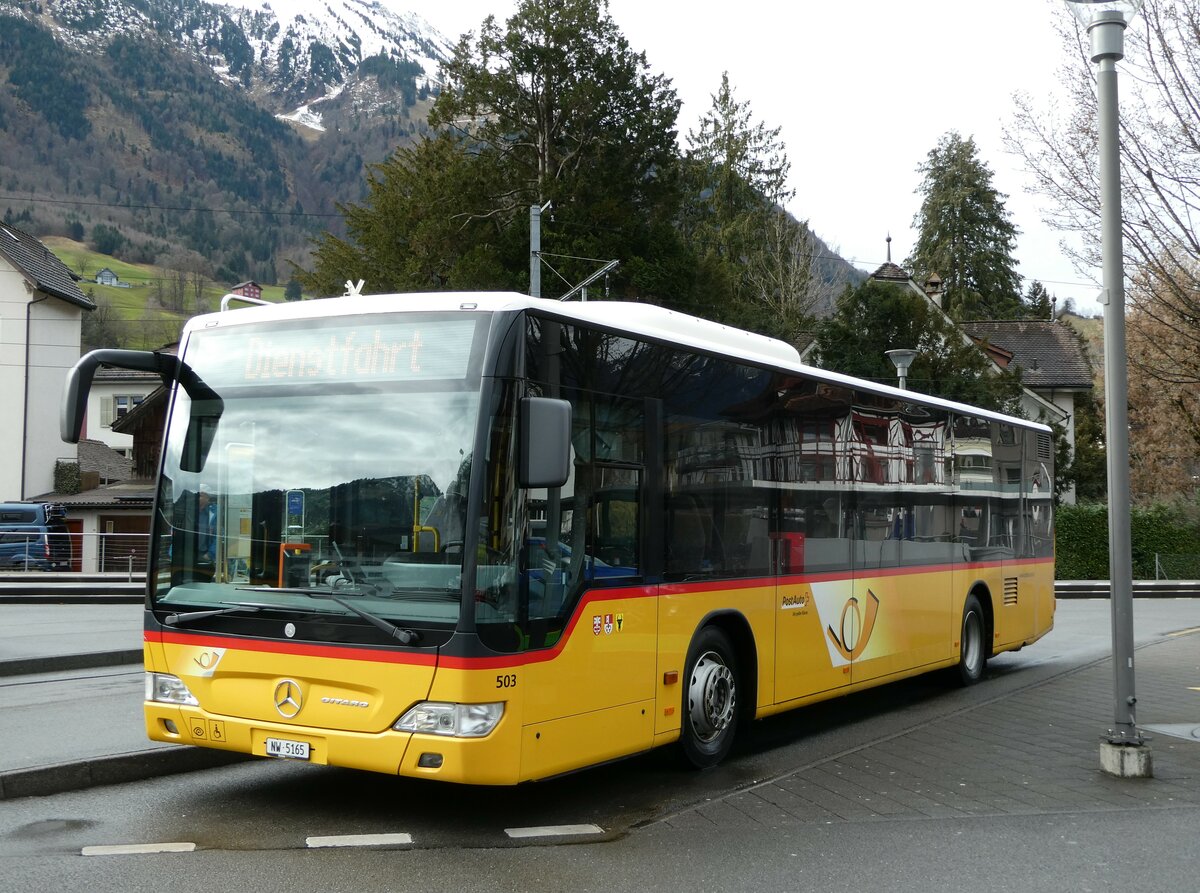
44 237 286 349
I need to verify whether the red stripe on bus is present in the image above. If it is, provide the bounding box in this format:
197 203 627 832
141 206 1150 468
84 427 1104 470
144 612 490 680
149 630 438 666
147 556 1052 671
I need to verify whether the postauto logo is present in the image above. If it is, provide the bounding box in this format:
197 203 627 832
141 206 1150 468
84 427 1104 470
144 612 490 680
826 590 881 662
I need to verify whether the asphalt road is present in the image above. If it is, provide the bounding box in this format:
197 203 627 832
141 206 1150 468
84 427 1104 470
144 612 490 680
1 598 1198 892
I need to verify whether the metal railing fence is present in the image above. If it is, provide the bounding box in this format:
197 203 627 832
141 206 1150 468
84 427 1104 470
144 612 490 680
1155 553 1200 581
0 532 150 578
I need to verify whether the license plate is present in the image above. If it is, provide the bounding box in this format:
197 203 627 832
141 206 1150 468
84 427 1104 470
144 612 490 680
265 737 310 760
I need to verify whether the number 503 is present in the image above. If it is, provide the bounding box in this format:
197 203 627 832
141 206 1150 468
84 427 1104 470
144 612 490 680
495 673 517 689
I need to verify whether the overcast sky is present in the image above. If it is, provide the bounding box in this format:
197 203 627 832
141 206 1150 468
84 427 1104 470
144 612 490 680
401 0 1101 316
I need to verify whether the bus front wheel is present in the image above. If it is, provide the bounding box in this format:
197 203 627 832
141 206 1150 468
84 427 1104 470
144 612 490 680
680 626 739 769
956 593 986 686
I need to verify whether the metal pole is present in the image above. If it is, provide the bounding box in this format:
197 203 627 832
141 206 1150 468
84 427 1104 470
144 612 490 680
1089 14 1143 758
1098 52 1139 745
530 203 541 298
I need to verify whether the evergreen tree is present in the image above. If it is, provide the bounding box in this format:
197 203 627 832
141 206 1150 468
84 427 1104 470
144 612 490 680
1065 390 1107 502
813 279 1023 413
299 133 511 295
1024 280 1054 319
681 73 824 341
906 132 1023 320
684 71 792 256
423 0 686 302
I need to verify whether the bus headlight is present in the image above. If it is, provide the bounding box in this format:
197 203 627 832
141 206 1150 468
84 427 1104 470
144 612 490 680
145 673 199 706
393 702 504 738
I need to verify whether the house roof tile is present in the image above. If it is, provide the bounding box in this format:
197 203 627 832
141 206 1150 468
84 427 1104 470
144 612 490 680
960 320 1094 390
0 224 93 309
77 439 133 483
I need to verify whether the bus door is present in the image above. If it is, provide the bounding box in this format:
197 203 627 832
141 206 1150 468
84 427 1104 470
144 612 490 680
773 487 852 703
848 489 948 686
516 393 658 777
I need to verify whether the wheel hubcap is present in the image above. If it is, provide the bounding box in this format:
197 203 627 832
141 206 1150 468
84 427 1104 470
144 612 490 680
964 610 982 672
688 651 736 742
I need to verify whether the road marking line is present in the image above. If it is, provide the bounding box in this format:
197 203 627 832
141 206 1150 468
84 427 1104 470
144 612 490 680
306 833 413 848
81 843 196 856
1168 627 1200 637
504 824 603 839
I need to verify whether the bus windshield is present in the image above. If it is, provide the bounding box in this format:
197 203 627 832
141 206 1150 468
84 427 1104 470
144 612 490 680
150 311 488 634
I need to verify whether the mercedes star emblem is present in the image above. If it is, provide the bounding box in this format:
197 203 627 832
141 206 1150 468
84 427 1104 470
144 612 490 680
273 679 303 718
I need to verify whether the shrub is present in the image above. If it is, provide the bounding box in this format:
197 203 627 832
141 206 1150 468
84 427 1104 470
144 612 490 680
1055 499 1200 579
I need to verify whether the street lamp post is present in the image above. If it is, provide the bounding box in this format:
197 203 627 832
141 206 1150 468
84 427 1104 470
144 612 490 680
1063 0 1151 777
885 349 918 390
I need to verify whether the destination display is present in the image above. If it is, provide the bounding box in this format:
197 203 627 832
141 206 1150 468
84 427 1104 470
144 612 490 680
185 317 480 387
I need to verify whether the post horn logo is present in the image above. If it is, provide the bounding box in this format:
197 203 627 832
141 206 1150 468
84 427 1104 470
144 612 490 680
274 679 303 719
827 590 881 661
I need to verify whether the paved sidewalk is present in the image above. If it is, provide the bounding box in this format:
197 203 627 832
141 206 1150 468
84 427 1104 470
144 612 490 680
2 601 1199 806
0 605 244 799
0 604 143 675
655 626 1200 830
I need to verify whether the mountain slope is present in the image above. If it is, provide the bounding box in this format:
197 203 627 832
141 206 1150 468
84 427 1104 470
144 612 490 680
0 0 450 284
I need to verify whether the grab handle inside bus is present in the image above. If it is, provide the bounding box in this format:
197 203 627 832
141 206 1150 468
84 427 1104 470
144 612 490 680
519 397 571 489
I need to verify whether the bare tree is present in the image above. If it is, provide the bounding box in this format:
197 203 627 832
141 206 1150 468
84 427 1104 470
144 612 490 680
743 210 847 342
1127 273 1200 498
156 249 212 313
1005 0 1200 498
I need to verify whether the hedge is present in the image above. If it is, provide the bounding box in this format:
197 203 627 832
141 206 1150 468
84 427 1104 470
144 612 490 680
1055 500 1200 580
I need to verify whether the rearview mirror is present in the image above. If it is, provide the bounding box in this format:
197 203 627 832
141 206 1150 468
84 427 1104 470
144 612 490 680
519 397 571 489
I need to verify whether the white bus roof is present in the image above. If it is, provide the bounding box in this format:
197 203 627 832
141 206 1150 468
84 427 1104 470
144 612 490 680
187 291 1050 433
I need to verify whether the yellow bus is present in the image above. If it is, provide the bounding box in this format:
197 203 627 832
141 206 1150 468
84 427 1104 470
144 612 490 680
61 293 1054 784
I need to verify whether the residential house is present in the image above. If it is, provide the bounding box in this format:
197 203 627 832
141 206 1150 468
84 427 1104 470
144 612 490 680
959 318 1094 493
231 280 262 301
34 414 158 573
0 223 94 501
95 267 119 286
799 258 1092 501
84 366 162 458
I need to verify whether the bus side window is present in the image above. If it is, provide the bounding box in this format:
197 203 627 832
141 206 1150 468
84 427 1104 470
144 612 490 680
666 496 709 577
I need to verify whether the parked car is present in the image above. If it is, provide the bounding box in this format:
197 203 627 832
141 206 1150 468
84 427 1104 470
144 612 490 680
0 503 71 571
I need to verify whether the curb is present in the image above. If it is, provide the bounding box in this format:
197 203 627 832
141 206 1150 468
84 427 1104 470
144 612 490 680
0 649 143 678
0 748 255 800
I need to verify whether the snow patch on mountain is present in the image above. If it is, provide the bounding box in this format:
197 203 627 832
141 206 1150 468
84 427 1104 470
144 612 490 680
212 0 454 89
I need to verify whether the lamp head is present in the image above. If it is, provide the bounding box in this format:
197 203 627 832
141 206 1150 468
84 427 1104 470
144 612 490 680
1064 0 1143 60
1063 0 1143 28
885 349 918 375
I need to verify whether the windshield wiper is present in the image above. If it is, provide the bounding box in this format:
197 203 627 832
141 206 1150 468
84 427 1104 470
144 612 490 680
162 601 277 627
237 586 421 644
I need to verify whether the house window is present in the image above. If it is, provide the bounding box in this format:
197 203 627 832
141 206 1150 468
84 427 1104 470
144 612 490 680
101 394 145 428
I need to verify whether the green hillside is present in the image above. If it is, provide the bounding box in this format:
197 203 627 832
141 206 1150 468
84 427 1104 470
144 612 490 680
46 237 289 351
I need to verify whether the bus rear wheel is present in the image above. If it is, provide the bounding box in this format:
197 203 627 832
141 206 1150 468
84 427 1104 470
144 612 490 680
956 593 986 686
680 627 739 769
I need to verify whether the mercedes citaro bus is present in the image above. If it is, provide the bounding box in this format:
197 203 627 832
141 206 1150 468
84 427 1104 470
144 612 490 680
61 292 1054 784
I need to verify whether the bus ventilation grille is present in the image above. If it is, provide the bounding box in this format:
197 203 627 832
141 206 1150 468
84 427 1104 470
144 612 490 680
1004 577 1019 606
1037 434 1052 461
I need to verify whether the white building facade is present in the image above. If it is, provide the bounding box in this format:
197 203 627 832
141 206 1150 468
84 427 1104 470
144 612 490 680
0 224 93 501
84 368 161 457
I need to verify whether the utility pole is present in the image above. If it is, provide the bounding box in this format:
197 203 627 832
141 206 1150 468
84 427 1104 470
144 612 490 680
529 200 551 298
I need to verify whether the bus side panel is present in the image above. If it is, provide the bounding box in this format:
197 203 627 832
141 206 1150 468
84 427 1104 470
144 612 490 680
519 700 656 781
654 580 776 738
516 588 658 780
775 574 852 703
848 566 954 686
992 557 1055 651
